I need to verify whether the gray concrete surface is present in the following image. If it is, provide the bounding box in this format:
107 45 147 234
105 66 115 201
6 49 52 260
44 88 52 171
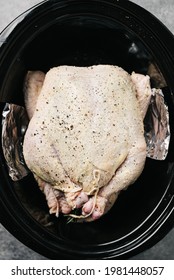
1 0 174 260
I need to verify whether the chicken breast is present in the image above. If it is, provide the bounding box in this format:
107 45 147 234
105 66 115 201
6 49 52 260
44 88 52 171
23 65 150 221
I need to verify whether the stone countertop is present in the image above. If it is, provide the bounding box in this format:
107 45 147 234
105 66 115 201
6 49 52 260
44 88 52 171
0 0 174 260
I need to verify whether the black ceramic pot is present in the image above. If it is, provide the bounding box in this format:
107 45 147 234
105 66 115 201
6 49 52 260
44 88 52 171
1 0 174 259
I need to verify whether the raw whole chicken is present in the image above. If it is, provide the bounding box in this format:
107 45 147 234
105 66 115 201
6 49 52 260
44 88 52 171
23 65 151 222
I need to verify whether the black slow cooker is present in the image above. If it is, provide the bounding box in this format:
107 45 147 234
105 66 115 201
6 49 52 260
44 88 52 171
1 0 174 259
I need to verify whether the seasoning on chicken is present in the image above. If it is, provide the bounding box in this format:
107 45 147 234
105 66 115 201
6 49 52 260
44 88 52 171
23 65 151 222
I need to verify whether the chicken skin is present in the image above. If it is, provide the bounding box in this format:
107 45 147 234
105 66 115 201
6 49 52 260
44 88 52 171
23 65 151 221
